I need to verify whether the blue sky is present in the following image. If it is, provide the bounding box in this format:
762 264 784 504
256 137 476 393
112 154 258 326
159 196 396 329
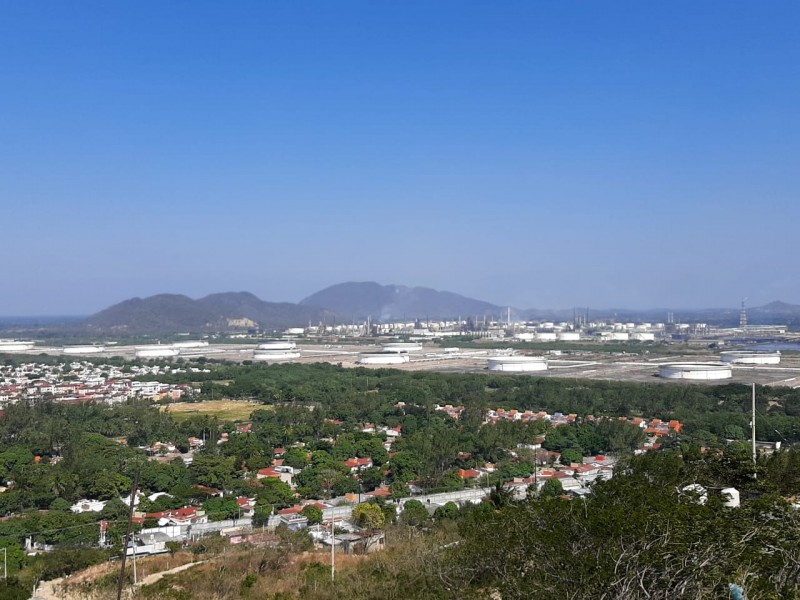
2 2 799 314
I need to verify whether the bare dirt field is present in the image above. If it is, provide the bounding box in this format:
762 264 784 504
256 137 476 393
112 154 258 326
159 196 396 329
161 400 265 421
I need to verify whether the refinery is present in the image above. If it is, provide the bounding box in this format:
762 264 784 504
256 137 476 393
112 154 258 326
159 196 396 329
1 297 799 389
2 325 799 389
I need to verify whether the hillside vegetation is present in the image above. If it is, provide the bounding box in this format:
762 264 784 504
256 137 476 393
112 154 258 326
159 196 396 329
28 451 800 600
2 363 800 598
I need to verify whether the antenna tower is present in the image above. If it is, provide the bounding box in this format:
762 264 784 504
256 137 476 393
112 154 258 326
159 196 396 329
739 298 748 330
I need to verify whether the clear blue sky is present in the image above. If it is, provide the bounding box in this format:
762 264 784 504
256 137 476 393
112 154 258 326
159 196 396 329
3 2 799 315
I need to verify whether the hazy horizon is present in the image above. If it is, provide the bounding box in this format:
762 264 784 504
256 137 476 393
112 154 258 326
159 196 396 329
0 281 795 319
4 2 799 314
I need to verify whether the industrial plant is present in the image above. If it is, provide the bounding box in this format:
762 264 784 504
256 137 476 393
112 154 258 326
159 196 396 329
2 294 799 390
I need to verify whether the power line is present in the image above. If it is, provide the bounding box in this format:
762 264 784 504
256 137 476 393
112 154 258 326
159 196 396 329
754 407 791 445
0 518 130 539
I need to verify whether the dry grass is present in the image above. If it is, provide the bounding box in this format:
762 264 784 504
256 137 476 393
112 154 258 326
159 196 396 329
55 552 200 599
46 528 455 600
161 400 266 422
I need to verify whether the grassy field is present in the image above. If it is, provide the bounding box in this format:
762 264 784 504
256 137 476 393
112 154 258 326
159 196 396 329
161 400 265 422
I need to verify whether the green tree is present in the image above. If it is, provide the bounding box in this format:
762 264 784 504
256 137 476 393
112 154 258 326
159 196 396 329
561 447 583 465
283 447 309 470
203 497 240 521
723 424 746 440
0 538 26 574
388 451 419 483
454 450 800 599
190 453 237 489
400 500 429 526
488 482 514 509
101 497 129 521
359 466 385 491
539 478 564 498
390 481 411 500
301 504 323 525
380 502 397 524
252 501 273 528
352 503 385 530
434 501 459 520
49 497 71 512
331 474 360 497
256 477 295 508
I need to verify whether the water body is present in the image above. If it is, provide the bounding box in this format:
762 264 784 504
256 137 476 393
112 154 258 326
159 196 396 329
0 315 84 329
751 342 800 352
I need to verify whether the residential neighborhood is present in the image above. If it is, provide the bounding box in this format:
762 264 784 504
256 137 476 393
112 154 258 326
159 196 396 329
0 360 196 407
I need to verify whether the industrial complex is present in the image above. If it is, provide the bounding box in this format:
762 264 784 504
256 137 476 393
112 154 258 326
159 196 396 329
1 322 799 388
1 299 798 387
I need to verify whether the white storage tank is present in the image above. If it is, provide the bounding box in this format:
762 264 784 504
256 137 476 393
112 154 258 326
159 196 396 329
514 333 536 342
720 351 781 365
0 341 35 352
257 341 297 351
602 332 630 341
285 328 305 335
558 332 580 341
171 341 209 349
358 353 411 365
135 347 180 358
487 356 548 372
382 343 423 353
658 363 732 380
253 351 300 361
631 332 655 341
63 345 106 355
536 332 557 342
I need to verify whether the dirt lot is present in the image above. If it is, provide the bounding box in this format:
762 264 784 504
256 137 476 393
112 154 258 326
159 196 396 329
161 400 265 421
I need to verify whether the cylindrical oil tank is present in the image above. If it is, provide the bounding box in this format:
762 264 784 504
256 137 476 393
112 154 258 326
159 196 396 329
658 363 732 380
382 343 423 353
257 341 297 351
358 353 411 365
63 345 106 354
253 351 300 361
487 356 548 372
0 341 35 352
720 351 780 365
135 348 180 358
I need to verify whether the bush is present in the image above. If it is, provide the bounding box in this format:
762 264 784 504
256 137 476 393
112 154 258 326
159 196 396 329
400 500 429 526
0 578 29 600
240 572 257 593
300 504 323 525
33 547 111 581
275 525 313 553
189 535 229 556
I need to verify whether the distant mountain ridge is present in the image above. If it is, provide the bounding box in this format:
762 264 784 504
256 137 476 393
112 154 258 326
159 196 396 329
14 284 799 335
85 292 333 334
300 282 503 321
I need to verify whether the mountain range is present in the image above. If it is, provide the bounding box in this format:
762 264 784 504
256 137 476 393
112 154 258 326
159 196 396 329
84 292 334 334
4 283 800 334
300 282 501 322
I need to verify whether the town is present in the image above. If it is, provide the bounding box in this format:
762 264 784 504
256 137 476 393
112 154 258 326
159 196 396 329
0 359 693 562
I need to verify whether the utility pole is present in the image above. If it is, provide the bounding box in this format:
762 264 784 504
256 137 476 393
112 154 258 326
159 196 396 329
132 537 138 585
752 383 757 468
330 519 336 582
116 468 141 600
